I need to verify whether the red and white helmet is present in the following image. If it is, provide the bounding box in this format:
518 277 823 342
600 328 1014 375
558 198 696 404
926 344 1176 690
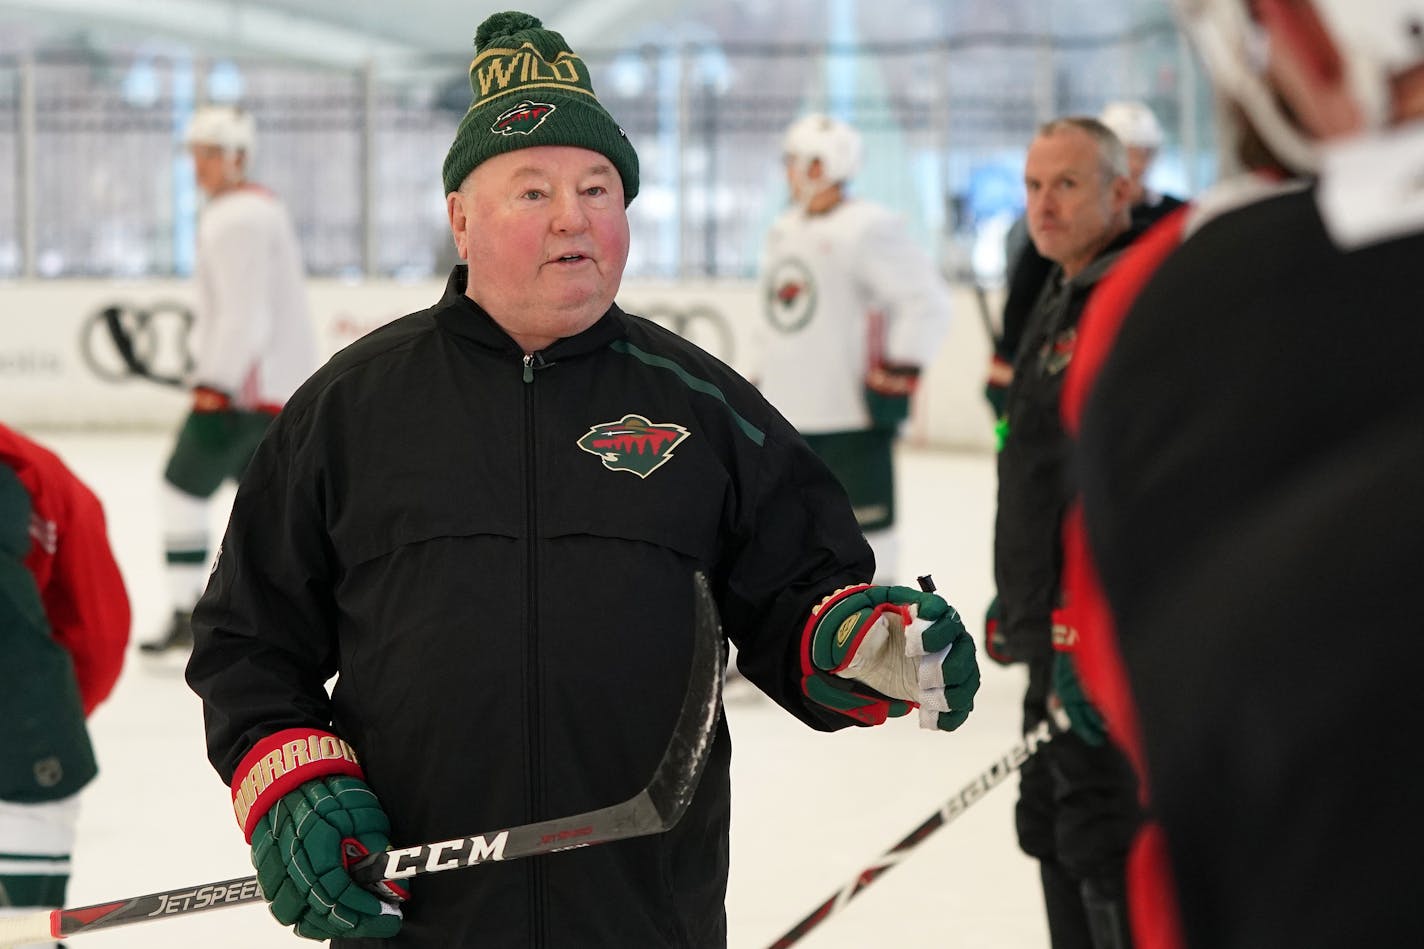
1098 101 1166 150
1174 0 1424 170
782 113 863 186
184 105 256 158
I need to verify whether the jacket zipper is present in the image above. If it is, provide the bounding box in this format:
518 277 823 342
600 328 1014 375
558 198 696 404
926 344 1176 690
522 351 546 947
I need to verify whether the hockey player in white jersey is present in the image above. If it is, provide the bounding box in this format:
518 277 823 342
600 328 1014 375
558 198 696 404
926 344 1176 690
758 113 952 584
141 105 317 653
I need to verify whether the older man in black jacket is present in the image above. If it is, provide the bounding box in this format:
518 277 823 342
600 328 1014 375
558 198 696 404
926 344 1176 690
991 116 1142 949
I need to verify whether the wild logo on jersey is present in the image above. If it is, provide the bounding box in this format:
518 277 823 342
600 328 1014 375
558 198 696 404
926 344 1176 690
491 100 557 136
764 257 816 333
1040 327 1077 376
577 415 690 478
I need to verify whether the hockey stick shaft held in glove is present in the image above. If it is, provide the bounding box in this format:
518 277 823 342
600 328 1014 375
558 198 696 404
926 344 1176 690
765 718 1053 949
0 572 723 947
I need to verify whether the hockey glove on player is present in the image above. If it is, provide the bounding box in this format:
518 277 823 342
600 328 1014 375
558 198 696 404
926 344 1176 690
984 354 1013 419
864 363 920 430
191 384 233 413
232 729 408 941
1050 651 1107 747
802 584 980 731
984 593 1014 665
183 384 241 453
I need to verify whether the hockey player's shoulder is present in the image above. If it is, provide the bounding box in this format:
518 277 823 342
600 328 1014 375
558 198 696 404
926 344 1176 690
836 197 904 229
200 186 289 239
1184 174 1310 240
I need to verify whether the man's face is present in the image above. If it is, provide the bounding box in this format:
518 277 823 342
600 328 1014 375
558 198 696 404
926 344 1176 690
784 155 826 206
1024 127 1130 278
448 146 629 353
189 144 240 197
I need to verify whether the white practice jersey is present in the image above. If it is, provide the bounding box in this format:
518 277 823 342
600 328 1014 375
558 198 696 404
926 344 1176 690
191 186 318 409
758 198 951 433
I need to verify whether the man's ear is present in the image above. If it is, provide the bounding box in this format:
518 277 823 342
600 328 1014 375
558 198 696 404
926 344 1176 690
446 191 469 261
1111 173 1133 213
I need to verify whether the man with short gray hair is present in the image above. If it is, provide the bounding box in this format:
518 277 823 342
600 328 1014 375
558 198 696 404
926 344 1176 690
991 116 1142 949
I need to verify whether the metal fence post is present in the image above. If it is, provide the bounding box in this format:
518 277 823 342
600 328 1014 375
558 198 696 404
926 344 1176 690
19 54 36 279
1177 30 1201 194
361 58 377 277
1034 35 1057 126
675 43 692 279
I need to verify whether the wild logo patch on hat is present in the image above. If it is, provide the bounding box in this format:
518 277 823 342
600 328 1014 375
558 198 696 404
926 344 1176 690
578 414 690 478
491 100 557 136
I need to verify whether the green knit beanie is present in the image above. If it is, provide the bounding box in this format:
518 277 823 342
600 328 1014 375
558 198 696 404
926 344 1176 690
441 10 640 204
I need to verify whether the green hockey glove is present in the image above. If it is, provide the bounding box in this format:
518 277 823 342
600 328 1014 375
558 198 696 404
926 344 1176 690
230 729 407 941
864 363 920 430
802 584 980 731
251 775 407 940
984 353 1013 419
984 593 1014 665
1050 651 1107 747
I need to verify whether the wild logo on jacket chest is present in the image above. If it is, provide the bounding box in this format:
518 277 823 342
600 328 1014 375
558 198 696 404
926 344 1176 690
1039 327 1077 376
577 414 690 478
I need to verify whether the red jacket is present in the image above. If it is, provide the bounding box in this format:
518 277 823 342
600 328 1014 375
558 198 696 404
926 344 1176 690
1 423 129 715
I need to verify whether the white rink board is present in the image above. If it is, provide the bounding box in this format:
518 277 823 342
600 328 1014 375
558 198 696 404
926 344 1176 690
0 278 996 450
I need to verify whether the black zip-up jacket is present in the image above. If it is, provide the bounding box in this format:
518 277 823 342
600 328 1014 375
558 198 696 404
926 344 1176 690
993 228 1140 664
1078 186 1424 949
186 267 872 948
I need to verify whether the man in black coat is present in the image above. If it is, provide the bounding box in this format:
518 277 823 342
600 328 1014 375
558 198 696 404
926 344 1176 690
992 116 1142 949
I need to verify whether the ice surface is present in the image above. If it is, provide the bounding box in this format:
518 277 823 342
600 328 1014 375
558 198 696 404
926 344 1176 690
23 431 1047 949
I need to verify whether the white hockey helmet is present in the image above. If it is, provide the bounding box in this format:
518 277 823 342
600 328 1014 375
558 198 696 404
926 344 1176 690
782 113 863 185
1098 100 1166 149
1174 0 1424 171
183 105 256 157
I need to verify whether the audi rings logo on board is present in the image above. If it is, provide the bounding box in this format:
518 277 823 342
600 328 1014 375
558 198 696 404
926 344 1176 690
638 304 736 366
763 257 816 334
81 301 195 388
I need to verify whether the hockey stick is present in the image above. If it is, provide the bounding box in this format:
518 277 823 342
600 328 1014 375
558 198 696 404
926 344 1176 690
765 718 1053 949
0 571 724 947
971 281 1004 349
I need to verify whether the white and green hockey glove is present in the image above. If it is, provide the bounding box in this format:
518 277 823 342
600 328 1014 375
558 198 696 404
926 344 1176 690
801 584 980 730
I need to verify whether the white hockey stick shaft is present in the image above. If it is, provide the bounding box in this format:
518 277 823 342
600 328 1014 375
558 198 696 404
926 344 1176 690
766 719 1054 949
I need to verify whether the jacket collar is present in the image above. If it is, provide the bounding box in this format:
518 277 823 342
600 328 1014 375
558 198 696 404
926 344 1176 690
431 265 628 359
1059 224 1143 292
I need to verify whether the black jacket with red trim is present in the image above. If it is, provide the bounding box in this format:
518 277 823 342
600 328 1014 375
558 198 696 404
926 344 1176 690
1059 206 1191 949
186 266 873 948
1076 183 1424 949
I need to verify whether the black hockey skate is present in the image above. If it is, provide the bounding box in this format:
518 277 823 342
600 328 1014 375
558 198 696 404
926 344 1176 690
139 610 193 653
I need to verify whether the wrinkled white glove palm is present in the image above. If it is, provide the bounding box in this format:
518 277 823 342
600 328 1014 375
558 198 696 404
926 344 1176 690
803 585 980 730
